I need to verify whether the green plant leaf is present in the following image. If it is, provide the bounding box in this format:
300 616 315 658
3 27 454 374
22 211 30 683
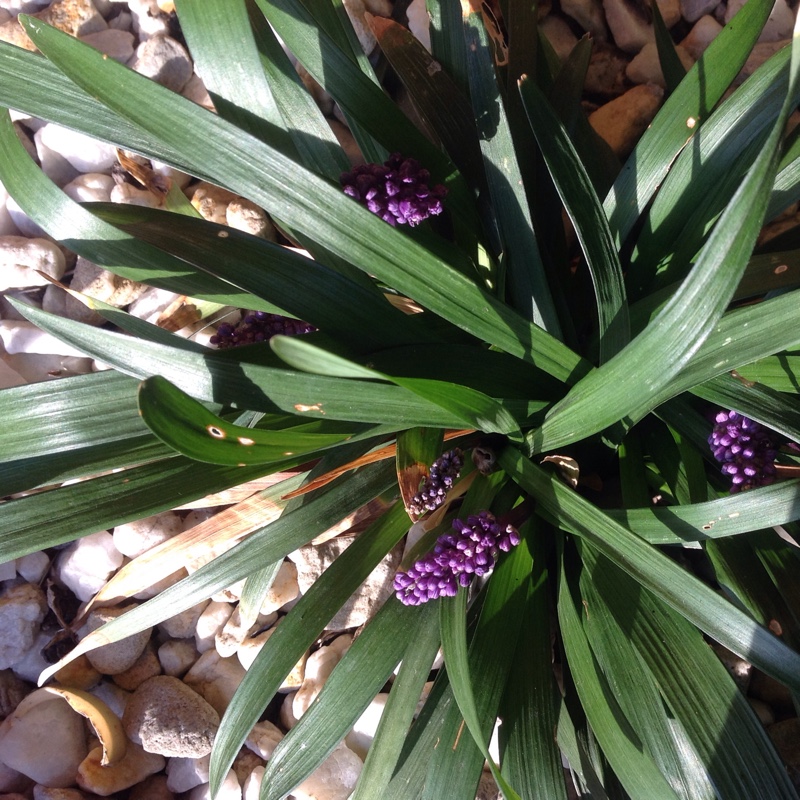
269 334 525 438
0 455 281 563
38 459 397 684
607 479 800 544
499 447 800 692
0 111 272 309
579 543 797 799
604 0 774 246
461 4 561 336
439 590 522 800
12 17 587 384
175 0 291 147
350 600 441 800
690 371 800 444
630 45 794 297
10 302 486 428
209 499 411 796
138 375 374 465
558 550 680 799
499 522 568 799
259 595 434 800
518 76 629 362
529 35 800 452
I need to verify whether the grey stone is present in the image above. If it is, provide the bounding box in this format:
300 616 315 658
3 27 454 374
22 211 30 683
80 605 153 675
128 35 193 93
123 676 219 757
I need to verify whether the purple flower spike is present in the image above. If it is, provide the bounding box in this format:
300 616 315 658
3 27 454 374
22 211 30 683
394 510 521 606
708 410 777 493
210 311 316 349
340 153 447 227
408 448 464 518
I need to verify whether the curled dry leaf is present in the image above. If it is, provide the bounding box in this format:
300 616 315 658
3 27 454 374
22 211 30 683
42 686 127 765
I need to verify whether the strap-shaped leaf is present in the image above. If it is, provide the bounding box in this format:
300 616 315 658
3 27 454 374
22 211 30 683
138 375 376 465
0 112 271 309
270 334 525 439
579 543 797 799
175 0 292 149
37 459 397 684
259 596 434 800
499 447 800 692
518 76 629 362
209 500 411 796
499 524 568 799
558 552 680 799
10 302 486 428
460 4 561 336
14 17 585 384
604 0 774 246
529 24 800 452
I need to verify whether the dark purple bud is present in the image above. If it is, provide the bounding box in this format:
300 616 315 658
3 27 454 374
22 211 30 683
210 311 316 350
709 410 778 493
340 153 447 227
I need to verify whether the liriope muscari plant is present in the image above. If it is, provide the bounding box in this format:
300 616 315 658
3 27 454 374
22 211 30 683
1 1 800 799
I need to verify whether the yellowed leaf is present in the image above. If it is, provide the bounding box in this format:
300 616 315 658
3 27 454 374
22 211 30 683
43 686 127 766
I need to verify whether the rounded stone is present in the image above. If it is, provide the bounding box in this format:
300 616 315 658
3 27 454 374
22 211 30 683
128 34 193 92
80 606 153 675
0 689 88 788
123 675 220 757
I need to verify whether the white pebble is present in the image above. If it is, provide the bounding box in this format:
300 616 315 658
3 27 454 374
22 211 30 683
158 638 199 676
15 551 49 584
113 511 183 558
0 235 66 288
244 720 283 761
128 0 171 39
0 359 25 389
110 183 163 207
0 180 20 236
292 741 362 800
292 634 353 722
259 560 300 616
0 559 16 581
33 127 81 187
183 649 246 715
38 123 119 173
680 15 722 60
0 320 88 358
62 172 116 203
160 599 209 639
188 769 241 800
0 688 89 787
346 693 388 759
57 530 124 602
195 600 234 653
166 753 210 793
4 196 47 238
406 0 430 51
0 582 47 670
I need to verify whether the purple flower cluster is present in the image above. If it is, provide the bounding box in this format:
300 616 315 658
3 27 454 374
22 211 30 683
409 448 464 518
394 511 521 606
339 153 447 227
210 311 316 349
709 410 777 492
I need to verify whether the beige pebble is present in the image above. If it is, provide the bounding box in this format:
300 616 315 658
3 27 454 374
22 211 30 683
77 742 165 795
112 641 162 691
